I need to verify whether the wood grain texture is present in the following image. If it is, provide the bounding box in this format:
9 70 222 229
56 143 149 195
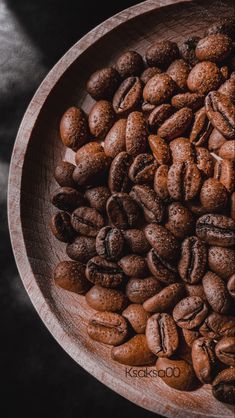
8 0 235 417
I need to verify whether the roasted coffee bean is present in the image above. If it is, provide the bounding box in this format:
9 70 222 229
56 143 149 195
140 67 162 84
208 128 227 152
128 153 157 184
143 73 176 105
59 106 88 151
126 111 147 156
86 67 120 100
173 296 208 329
187 61 222 95
71 207 104 237
66 236 96 263
51 187 86 212
208 246 235 279
178 236 207 284
50 211 76 243
87 312 128 346
156 358 197 391
190 107 212 146
154 165 170 201
219 72 235 103
146 313 179 357
219 140 235 160
196 214 235 247
126 276 162 303
86 256 123 288
202 271 231 314
171 93 204 111
206 18 235 40
122 229 150 255
195 147 214 177
96 227 124 261
158 107 193 141
116 51 144 78
145 223 180 261
170 137 194 164
148 135 171 165
214 159 235 193
106 193 141 229
167 162 202 201
88 100 115 139
196 34 232 63
104 119 127 158
119 254 148 278
179 36 200 66
54 161 76 188
215 336 235 366
185 283 207 301
228 274 235 299
130 184 165 223
122 304 151 333
85 285 128 312
141 101 155 113
192 337 216 383
200 178 228 212
165 202 195 239
113 76 142 115
143 283 185 313
182 329 200 348
186 200 208 217
212 368 235 404
147 248 177 284
167 59 191 91
148 104 174 133
145 40 179 68
108 152 133 193
75 141 104 163
111 334 156 366
84 186 111 213
200 312 235 339
54 260 90 294
73 144 111 186
205 91 235 139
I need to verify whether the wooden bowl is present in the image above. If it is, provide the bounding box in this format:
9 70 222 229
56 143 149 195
8 1 235 416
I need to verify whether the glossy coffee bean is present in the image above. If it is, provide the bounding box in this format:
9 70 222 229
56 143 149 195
113 76 142 115
66 236 96 263
143 283 185 313
215 336 235 366
59 106 88 151
122 229 150 255
148 135 171 165
145 40 179 68
104 119 127 158
119 254 148 278
140 67 162 84
219 140 235 160
111 334 156 366
116 51 144 78
54 260 90 294
205 91 235 139
86 256 123 288
143 73 176 105
192 337 216 383
200 178 228 212
170 137 194 164
167 59 191 91
73 144 111 186
196 34 232 63
208 128 226 152
130 184 165 223
88 100 115 139
196 214 235 247
126 111 147 156
212 368 235 404
75 141 104 163
200 312 235 339
187 61 222 95
51 187 86 212
156 358 197 391
146 313 179 357
208 246 235 279
154 165 170 201
182 329 200 348
84 186 110 213
54 161 76 188
171 92 204 111
158 107 193 141
173 296 208 329
179 36 200 66
195 147 214 178
108 152 133 193
147 248 177 284
96 227 124 261
202 271 231 314
128 153 157 184
227 274 235 299
50 211 76 243
214 159 235 193
85 285 128 312
126 276 162 304
166 202 195 239
219 71 235 103
185 283 207 301
106 193 141 229
122 304 151 334
148 104 174 133
87 312 128 346
190 107 212 146
167 162 202 201
86 67 120 100
178 236 207 283
145 223 180 261
71 207 104 237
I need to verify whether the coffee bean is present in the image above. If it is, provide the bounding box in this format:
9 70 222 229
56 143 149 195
142 101 156 113
59 106 88 151
86 67 120 100
228 274 235 299
212 368 235 404
205 91 235 139
113 76 142 115
173 296 208 329
86 256 123 288
96 227 124 261
126 276 162 303
66 236 96 263
145 40 179 68
143 73 176 105
73 144 111 186
178 236 207 283
50 211 76 243
148 104 174 133
200 312 235 339
111 334 156 366
195 147 214 178
147 248 177 284
171 93 204 111
140 67 162 84
219 140 235 160
84 186 111 213
104 119 127 158
179 36 200 66
170 137 194 164
54 260 90 294
148 135 171 165
192 337 216 383
187 61 222 95
200 178 228 212
196 214 235 247
106 193 141 229
54 161 76 188
208 128 226 152
143 283 185 313
85 285 128 312
196 34 232 63
87 312 128 346
108 151 133 193
158 107 193 141
206 18 235 40
71 207 105 237
146 313 179 357
75 142 104 163
166 202 195 239
167 59 191 91
214 159 235 193
51 187 86 212
190 107 212 146
208 246 235 279
215 336 235 366
116 51 144 78
119 254 148 278
130 184 165 223
122 229 150 255
145 223 180 261
219 72 235 103
154 165 170 201
122 304 151 333
128 153 157 184
88 100 115 139
202 271 231 314
156 358 197 391
182 329 200 348
126 111 147 156
167 162 202 201
185 283 207 301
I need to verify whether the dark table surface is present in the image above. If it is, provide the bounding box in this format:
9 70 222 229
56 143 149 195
1 1 161 417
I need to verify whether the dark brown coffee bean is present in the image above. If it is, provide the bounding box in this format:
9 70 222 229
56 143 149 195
130 184 165 223
146 313 179 357
168 162 202 201
128 153 157 184
196 214 235 247
185 283 207 301
113 76 142 115
215 336 235 366
182 329 200 348
75 141 104 163
173 296 208 329
54 260 90 294
54 161 76 188
208 128 227 152
59 106 88 151
106 193 141 229
96 227 124 261
195 147 214 178
148 135 171 165
205 91 235 139
219 140 235 160
126 276 162 303
154 165 170 201
126 111 147 156
186 200 208 217
208 246 235 279
141 101 156 113
214 159 235 194
140 67 162 84
104 119 127 158
178 236 207 284
212 368 235 404
119 254 148 278
167 59 191 91
166 202 195 239
196 34 232 63
190 107 212 146
111 334 156 366
122 304 151 334
228 274 235 299
158 107 193 141
108 151 133 194
84 186 111 213
86 67 120 100
187 61 222 95
206 18 235 40
156 358 197 391
219 72 235 103
202 271 232 314
88 100 115 139
71 207 104 237
192 337 216 383
179 36 200 66
66 236 96 263
145 41 179 68
200 178 228 212
200 312 235 339
50 211 76 243
145 223 180 262
171 93 204 111
86 256 123 288
143 73 176 105
122 229 150 255
51 187 86 212
148 104 174 133
85 285 128 312
170 137 194 164
143 283 185 313
116 51 144 78
147 248 177 284
87 312 128 346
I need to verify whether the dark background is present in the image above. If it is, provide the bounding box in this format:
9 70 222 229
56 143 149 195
0 1 160 417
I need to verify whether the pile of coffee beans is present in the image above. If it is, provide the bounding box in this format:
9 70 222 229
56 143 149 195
51 18 235 404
